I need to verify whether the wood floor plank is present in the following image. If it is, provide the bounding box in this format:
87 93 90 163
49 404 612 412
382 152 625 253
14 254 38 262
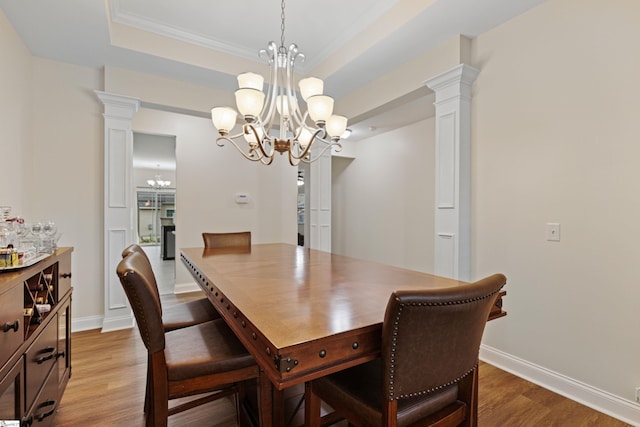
51 292 631 426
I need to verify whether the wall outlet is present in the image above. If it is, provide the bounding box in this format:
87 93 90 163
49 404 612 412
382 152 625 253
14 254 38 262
636 387 640 403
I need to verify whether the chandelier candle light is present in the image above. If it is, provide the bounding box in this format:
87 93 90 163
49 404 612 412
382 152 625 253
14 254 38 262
211 0 348 166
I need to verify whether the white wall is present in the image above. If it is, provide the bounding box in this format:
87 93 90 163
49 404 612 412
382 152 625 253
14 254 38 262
28 58 104 321
332 118 435 274
470 0 640 412
0 10 31 213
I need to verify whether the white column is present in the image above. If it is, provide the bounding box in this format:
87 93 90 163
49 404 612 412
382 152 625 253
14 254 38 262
307 146 332 252
425 64 479 281
95 91 140 331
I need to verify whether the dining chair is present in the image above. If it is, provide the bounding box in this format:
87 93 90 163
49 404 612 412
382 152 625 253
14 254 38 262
304 273 507 427
202 231 251 249
121 244 220 331
117 251 260 427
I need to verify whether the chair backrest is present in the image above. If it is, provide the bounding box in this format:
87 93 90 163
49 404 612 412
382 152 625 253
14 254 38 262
202 231 251 249
122 243 151 263
381 273 506 401
121 244 162 313
116 251 165 354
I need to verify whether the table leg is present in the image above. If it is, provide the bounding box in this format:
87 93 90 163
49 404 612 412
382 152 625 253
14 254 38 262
257 369 276 427
272 387 286 426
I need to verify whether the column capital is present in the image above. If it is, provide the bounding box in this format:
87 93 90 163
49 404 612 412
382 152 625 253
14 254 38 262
424 64 479 104
95 91 140 120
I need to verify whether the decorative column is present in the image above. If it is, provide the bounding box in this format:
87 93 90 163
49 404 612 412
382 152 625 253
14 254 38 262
307 145 332 252
95 91 140 332
425 64 479 281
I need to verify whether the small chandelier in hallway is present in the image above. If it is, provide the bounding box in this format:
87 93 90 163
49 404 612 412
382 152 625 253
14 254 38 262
147 165 171 189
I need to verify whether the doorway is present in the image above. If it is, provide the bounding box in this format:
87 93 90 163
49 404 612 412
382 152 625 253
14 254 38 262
297 163 310 247
133 132 177 295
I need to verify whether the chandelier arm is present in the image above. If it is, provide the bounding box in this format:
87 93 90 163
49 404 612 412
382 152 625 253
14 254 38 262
216 135 266 162
300 140 342 164
261 42 279 126
290 128 324 161
244 124 276 160
298 111 315 132
287 150 302 167
260 154 275 166
215 131 247 147
285 46 305 128
296 124 336 146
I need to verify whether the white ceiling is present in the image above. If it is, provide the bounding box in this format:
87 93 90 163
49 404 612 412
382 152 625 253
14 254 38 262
1 0 545 145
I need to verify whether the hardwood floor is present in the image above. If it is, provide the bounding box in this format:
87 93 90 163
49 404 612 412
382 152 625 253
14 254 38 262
52 292 630 426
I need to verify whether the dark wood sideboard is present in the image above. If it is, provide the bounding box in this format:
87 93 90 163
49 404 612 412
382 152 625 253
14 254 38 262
0 247 73 426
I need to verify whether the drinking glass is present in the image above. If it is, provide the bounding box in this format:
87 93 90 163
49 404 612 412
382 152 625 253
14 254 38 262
42 220 58 252
0 206 10 221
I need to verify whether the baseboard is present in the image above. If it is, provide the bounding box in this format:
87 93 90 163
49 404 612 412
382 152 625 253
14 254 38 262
71 315 104 333
100 314 135 333
480 344 640 426
174 281 201 294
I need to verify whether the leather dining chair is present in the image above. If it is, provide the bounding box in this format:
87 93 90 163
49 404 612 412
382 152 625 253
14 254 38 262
202 231 251 249
117 251 260 427
304 273 507 427
121 244 220 331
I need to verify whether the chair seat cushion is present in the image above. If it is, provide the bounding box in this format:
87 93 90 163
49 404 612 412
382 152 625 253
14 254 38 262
165 319 255 381
162 297 220 332
313 358 460 427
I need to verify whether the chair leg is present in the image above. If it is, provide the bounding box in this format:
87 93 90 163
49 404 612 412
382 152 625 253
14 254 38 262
144 363 151 413
304 382 321 427
236 381 247 426
147 355 169 427
458 364 479 427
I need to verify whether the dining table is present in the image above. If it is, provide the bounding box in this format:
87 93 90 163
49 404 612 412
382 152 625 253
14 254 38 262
180 243 506 426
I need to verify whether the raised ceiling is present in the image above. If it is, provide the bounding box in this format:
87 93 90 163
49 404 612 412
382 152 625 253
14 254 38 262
1 0 546 139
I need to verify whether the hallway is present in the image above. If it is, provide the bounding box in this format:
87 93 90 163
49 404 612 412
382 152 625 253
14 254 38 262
140 244 175 295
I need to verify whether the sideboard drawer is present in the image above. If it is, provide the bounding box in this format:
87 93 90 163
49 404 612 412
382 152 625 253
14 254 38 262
0 284 24 369
25 365 59 427
57 252 72 299
25 316 58 410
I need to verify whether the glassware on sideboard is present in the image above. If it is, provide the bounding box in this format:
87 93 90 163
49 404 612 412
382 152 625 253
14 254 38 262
0 208 60 268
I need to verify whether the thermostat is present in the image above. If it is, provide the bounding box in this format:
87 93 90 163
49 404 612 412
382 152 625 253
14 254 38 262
235 193 250 204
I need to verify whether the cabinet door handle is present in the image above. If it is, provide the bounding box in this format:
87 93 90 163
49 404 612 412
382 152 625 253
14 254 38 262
34 399 57 421
35 347 57 364
61 272 72 278
3 319 19 333
56 351 66 359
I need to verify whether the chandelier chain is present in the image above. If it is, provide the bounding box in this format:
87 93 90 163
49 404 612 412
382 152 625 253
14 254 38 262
280 0 286 48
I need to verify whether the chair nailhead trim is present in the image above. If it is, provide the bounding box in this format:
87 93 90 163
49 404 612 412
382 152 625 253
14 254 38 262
387 288 500 401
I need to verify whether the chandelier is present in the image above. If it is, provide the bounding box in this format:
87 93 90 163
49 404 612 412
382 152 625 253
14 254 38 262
210 0 348 166
147 165 171 189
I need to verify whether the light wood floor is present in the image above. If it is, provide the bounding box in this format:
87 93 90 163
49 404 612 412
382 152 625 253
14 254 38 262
52 292 631 427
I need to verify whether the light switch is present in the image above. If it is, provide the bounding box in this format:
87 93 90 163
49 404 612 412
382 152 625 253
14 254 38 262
546 223 560 241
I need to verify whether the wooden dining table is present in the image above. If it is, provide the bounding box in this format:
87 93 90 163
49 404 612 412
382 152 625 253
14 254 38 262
180 243 506 426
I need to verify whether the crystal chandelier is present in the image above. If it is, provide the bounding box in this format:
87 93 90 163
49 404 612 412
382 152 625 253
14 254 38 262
210 0 348 166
